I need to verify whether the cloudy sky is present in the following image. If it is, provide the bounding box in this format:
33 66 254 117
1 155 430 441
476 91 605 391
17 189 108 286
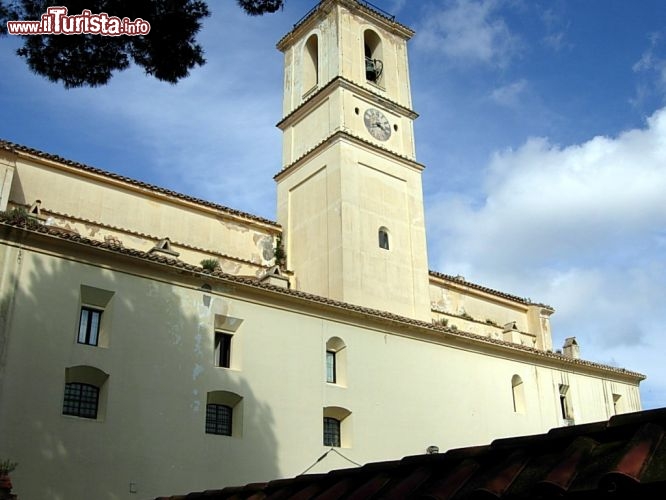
2 0 665 409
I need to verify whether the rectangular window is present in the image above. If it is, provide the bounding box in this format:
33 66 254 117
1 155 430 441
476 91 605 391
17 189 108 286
63 382 99 419
215 332 232 368
206 404 232 436
323 417 341 447
613 393 621 415
78 307 102 346
559 384 573 424
326 351 336 383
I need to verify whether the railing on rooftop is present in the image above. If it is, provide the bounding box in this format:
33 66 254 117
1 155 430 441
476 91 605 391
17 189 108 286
292 0 396 30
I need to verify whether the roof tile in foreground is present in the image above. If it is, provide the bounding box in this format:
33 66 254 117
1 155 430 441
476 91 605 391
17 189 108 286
155 408 666 499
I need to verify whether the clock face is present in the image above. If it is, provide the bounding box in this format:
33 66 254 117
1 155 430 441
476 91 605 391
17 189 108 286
364 108 391 141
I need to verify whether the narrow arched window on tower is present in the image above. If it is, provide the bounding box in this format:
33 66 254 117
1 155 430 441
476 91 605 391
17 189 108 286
511 375 526 414
378 227 389 250
364 29 383 83
303 34 319 93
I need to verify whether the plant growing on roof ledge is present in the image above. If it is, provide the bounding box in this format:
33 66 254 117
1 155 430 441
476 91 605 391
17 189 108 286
0 459 17 498
200 258 220 272
0 460 17 475
0 207 40 229
274 234 286 268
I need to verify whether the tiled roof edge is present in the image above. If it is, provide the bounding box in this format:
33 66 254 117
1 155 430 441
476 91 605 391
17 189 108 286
276 0 413 50
429 270 554 310
274 129 424 179
25 205 272 270
276 76 417 130
1 220 644 381
0 140 279 228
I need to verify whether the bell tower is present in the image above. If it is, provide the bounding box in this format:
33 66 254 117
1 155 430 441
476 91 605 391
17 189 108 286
275 0 431 321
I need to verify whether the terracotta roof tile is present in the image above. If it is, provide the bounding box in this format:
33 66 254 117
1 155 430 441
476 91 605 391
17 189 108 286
277 0 413 50
30 205 271 269
0 140 278 227
536 436 598 494
273 129 423 180
276 76 417 131
429 271 553 310
155 409 666 499
0 219 644 380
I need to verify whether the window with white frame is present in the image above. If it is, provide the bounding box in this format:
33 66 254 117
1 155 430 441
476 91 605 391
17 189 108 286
77 306 102 346
326 350 336 383
77 285 114 347
325 337 347 386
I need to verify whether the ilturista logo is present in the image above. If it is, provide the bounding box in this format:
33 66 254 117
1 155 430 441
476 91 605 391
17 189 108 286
6 6 151 36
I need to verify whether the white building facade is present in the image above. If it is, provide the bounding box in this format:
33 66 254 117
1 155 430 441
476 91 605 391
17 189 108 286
0 1 643 499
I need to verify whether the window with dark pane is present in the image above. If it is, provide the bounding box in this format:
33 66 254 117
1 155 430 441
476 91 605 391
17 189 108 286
378 228 389 250
63 382 99 419
206 403 232 436
78 306 102 346
215 332 232 368
326 350 336 383
323 417 340 447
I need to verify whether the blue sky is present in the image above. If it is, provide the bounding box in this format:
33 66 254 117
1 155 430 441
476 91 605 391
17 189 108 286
2 0 666 409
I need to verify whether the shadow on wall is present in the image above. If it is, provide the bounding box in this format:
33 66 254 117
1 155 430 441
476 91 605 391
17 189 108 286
0 235 279 499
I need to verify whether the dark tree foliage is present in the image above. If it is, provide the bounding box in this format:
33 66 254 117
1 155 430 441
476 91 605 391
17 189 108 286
0 0 285 88
236 0 284 16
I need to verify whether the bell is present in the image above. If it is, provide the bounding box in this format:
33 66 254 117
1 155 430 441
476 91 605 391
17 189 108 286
365 58 377 81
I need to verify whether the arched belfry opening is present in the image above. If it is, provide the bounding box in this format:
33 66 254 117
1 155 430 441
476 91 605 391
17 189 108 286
364 29 383 83
303 33 319 92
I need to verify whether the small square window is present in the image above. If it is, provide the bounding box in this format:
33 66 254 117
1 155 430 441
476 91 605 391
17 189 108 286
63 382 99 419
215 332 232 368
323 417 341 447
206 404 232 436
78 307 102 346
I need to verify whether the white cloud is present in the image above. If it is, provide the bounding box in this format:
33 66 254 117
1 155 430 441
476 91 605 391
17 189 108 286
426 107 666 406
489 79 527 106
415 0 521 67
388 0 408 14
632 31 666 102
543 31 567 51
38 3 285 220
539 7 571 52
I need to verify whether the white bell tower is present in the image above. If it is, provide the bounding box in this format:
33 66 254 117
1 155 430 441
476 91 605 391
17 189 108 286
275 0 431 321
